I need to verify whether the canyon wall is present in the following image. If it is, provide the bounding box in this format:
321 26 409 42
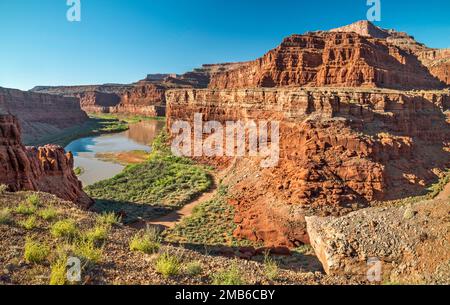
0 87 89 143
0 115 93 208
209 32 445 90
166 88 450 246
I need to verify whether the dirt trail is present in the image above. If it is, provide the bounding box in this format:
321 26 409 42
147 163 234 230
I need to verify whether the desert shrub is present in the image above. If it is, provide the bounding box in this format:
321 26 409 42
155 252 181 278
83 226 109 244
20 216 38 230
0 208 12 225
129 228 161 254
0 184 8 194
49 255 67 285
26 194 41 207
96 212 121 227
24 238 50 264
38 208 59 221
72 240 103 265
263 252 279 281
15 203 37 215
185 261 203 277
51 219 78 239
212 262 245 285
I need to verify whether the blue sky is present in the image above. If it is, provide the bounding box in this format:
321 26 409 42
0 0 449 90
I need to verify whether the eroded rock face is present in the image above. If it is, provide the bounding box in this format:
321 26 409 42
166 88 450 246
306 196 450 284
209 32 445 90
0 115 93 208
0 87 89 142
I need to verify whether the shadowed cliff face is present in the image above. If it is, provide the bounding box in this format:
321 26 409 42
0 87 89 143
166 88 450 247
0 115 93 208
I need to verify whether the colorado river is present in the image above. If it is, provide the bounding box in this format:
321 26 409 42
65 120 165 186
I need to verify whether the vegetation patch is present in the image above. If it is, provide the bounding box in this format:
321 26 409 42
263 252 279 281
38 208 59 222
164 185 254 247
0 208 12 225
129 228 161 254
155 252 181 278
49 255 68 285
96 212 122 227
15 202 37 215
212 262 245 285
51 219 79 240
20 216 38 230
24 238 50 264
184 261 203 277
87 132 212 222
72 240 103 265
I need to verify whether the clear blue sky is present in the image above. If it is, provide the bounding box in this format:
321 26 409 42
1 0 449 90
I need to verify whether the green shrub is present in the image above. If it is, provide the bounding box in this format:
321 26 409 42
212 263 245 285
20 216 38 230
0 208 12 225
51 220 78 239
84 226 109 244
263 253 279 281
155 252 181 278
15 203 37 215
49 256 67 285
129 228 161 254
0 184 8 194
185 261 203 277
26 194 41 207
38 208 59 221
96 212 121 227
24 238 50 264
72 240 102 265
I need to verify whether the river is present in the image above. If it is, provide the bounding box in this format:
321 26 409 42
65 120 165 186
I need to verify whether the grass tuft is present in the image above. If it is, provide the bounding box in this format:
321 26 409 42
49 255 67 285
15 202 37 215
72 240 103 265
263 252 279 281
185 261 203 277
212 262 245 285
38 207 59 221
129 228 161 254
96 212 121 227
26 194 41 207
155 252 181 278
24 238 50 264
83 226 109 244
20 216 38 230
51 219 78 240
0 208 12 225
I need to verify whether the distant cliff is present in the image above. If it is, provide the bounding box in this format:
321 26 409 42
0 87 89 144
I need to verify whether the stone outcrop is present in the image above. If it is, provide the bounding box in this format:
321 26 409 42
0 87 89 143
209 31 445 90
0 115 93 208
306 195 450 283
166 87 450 246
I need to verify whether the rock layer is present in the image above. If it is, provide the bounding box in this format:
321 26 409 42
0 87 88 142
166 87 450 246
209 32 445 90
0 115 93 208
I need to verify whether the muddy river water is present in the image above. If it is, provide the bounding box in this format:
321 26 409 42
65 120 165 186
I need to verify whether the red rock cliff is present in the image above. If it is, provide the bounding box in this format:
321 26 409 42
0 115 93 208
209 32 445 90
166 88 450 246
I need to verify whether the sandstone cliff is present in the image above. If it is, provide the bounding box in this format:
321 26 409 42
166 87 450 246
0 87 89 144
0 115 93 208
209 31 445 90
